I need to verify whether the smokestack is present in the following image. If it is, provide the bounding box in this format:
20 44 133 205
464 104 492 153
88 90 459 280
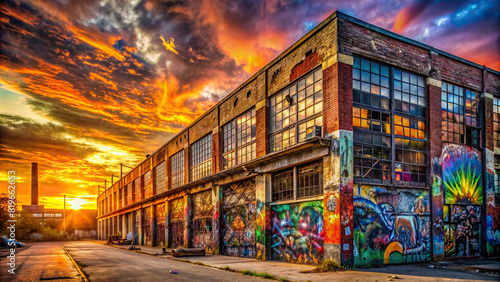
31 162 38 205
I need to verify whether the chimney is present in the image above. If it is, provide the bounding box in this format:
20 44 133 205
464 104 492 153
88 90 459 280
31 162 38 205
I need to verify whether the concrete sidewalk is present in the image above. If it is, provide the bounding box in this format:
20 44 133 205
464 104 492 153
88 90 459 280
93 240 499 281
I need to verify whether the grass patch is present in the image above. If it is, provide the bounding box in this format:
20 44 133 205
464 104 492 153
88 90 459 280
240 270 277 279
222 266 237 272
195 261 205 266
316 259 345 272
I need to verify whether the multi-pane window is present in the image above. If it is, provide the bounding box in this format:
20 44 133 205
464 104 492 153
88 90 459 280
353 57 426 186
298 161 323 198
126 182 132 205
494 98 500 148
222 108 256 169
171 150 184 189
143 170 152 198
269 68 323 152
236 109 256 164
133 177 141 202
393 70 426 117
155 161 166 194
191 134 212 181
271 160 323 201
272 168 294 202
353 58 390 110
441 82 481 147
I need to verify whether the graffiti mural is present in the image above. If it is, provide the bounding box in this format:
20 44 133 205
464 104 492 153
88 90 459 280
339 130 354 265
255 200 269 260
441 144 483 258
170 198 185 248
155 204 165 246
442 145 483 205
431 157 444 259
192 190 215 253
134 210 139 245
443 205 481 257
353 185 431 266
486 148 500 256
142 206 152 245
222 179 256 258
271 201 324 264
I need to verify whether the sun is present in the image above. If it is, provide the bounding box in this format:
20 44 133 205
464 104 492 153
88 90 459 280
69 198 86 210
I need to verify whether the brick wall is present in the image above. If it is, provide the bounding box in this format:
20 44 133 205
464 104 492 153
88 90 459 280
256 104 268 158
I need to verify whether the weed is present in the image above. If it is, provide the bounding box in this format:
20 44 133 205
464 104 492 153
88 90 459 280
317 259 344 272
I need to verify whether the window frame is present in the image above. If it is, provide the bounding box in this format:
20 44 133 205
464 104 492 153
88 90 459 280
222 108 256 170
190 134 213 182
171 150 184 189
271 160 323 202
352 56 427 187
441 81 481 147
269 67 323 153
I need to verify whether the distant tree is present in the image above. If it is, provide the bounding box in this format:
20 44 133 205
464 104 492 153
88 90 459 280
17 210 41 241
0 193 18 236
44 219 61 230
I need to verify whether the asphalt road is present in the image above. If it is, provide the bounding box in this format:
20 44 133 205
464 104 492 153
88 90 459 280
0 241 81 281
63 241 260 282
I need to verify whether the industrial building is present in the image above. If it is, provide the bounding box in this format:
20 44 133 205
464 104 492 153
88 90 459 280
96 11 500 266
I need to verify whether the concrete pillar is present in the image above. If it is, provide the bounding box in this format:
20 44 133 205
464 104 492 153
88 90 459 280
322 54 354 267
184 194 192 248
165 199 171 248
138 208 143 245
212 185 222 254
255 173 271 260
426 77 445 261
151 205 156 246
482 92 497 257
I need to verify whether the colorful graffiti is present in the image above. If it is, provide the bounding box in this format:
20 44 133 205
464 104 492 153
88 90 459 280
443 205 481 257
255 200 269 260
442 145 483 205
192 190 215 253
353 185 431 266
485 148 500 256
142 206 152 245
170 198 185 248
431 157 444 259
155 203 166 246
134 210 140 245
339 130 354 266
271 201 324 264
222 179 257 258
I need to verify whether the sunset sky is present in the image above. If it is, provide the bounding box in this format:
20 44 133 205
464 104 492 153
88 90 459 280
1 0 499 210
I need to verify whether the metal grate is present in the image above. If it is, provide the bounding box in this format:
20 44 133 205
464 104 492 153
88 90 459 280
192 190 214 252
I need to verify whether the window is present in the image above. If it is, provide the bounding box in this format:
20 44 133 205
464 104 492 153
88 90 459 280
269 68 323 152
298 161 323 198
393 69 426 117
134 177 141 202
191 134 212 181
155 161 166 194
55 214 62 217
223 108 256 169
171 150 184 189
33 213 42 218
494 98 500 148
44 213 54 217
441 82 481 147
271 160 323 201
353 58 390 110
272 168 294 201
353 57 426 186
143 170 152 198
127 182 132 205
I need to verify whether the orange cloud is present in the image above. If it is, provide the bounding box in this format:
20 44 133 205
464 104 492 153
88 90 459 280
160 36 179 55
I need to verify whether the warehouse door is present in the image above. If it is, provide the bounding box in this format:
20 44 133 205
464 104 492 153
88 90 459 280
169 198 185 248
142 206 152 246
155 203 166 246
192 190 215 253
222 179 256 258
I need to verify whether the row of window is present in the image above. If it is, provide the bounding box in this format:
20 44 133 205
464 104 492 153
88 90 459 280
271 160 323 201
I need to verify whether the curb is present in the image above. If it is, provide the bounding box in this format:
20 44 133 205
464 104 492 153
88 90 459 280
61 244 89 282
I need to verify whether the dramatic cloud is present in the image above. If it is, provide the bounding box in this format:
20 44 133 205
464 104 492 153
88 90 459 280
0 0 497 209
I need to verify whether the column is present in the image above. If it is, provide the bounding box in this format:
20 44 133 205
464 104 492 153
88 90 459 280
138 208 144 245
212 185 222 254
426 77 445 261
322 53 354 267
255 173 271 260
212 127 221 173
164 199 171 248
183 194 192 248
